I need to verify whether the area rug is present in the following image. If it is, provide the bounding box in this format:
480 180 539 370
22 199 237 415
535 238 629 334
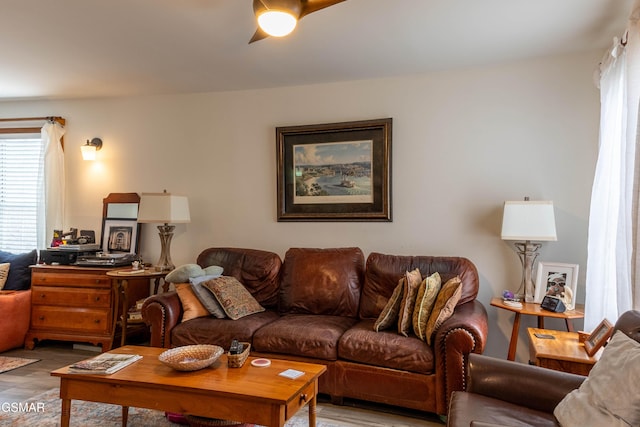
0 356 39 374
0 388 349 427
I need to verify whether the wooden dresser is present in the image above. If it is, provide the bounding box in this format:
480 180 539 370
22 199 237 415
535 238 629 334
25 265 150 351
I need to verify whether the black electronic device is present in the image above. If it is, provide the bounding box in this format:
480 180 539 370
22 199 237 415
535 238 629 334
40 248 100 265
74 253 137 267
540 295 566 313
229 339 243 355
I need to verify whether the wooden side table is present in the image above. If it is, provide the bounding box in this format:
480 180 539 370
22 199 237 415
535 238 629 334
528 328 600 375
491 297 585 361
107 269 167 346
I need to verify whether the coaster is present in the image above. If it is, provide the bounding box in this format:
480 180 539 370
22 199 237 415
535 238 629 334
251 358 271 367
503 300 523 309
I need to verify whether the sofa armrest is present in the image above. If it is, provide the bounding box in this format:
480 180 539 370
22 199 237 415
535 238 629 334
467 353 585 413
434 300 489 415
141 291 182 348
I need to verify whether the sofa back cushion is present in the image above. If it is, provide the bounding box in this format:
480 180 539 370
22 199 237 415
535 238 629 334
359 252 479 319
279 247 364 317
196 247 281 309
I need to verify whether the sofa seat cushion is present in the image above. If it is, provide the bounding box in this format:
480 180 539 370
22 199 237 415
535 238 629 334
171 310 279 347
339 319 434 374
448 391 559 427
252 314 358 360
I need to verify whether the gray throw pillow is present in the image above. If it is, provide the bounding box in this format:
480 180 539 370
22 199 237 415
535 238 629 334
189 275 226 318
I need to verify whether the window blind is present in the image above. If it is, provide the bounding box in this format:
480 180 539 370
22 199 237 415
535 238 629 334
0 136 42 253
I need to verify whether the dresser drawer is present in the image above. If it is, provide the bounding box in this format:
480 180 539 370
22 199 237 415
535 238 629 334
31 306 111 333
31 271 110 288
31 286 111 308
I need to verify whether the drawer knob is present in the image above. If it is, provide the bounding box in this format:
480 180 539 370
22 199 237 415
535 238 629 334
39 316 45 321
94 319 101 324
95 296 101 301
40 294 46 298
299 393 308 404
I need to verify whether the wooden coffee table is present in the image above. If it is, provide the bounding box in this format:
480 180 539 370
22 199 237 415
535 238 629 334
51 345 327 427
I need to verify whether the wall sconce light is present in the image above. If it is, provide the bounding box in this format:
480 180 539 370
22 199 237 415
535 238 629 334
81 138 103 161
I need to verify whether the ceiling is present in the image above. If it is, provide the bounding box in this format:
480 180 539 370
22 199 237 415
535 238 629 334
0 0 633 101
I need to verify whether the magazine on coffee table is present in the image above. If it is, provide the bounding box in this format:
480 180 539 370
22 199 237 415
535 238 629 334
69 353 142 375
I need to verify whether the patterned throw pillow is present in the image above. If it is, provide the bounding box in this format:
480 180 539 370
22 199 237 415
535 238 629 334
397 268 423 337
412 272 442 341
424 276 462 345
0 263 9 290
373 278 405 332
202 276 265 320
174 283 210 322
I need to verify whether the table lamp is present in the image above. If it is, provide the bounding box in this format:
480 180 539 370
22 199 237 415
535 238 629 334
137 191 190 272
501 198 557 302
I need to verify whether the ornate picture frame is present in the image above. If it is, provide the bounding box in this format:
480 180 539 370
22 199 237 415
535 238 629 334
276 118 392 221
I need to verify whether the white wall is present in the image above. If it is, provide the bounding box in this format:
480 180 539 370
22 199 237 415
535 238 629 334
0 50 602 360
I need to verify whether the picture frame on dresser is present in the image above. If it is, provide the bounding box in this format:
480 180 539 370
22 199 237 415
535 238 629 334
534 262 579 309
100 193 141 255
276 118 392 222
101 219 137 254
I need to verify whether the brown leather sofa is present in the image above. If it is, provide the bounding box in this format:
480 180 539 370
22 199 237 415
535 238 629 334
142 247 488 415
446 310 640 426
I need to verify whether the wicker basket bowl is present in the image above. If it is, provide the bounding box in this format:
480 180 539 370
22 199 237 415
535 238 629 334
159 345 224 371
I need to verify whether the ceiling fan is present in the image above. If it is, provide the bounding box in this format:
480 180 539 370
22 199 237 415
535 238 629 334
250 0 347 43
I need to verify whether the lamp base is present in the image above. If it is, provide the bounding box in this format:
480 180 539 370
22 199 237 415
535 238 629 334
155 224 175 272
513 241 541 303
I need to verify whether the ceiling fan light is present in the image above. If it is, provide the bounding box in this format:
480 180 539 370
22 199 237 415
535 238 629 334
257 10 297 37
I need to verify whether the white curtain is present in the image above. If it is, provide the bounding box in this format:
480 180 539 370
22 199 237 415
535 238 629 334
38 121 66 250
585 1 640 331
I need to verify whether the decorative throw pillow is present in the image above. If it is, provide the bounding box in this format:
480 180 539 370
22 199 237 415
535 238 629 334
0 263 9 290
0 249 37 291
424 276 462 345
397 268 423 337
189 275 226 318
165 264 205 283
412 272 442 341
554 331 640 427
202 276 265 320
174 283 211 322
373 278 405 332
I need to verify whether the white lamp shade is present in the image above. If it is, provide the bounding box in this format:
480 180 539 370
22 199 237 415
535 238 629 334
80 144 97 161
137 192 191 224
501 200 557 241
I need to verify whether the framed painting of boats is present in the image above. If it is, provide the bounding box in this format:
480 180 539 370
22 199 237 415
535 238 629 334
276 118 392 221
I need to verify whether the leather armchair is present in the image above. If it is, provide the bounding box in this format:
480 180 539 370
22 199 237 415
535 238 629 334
446 310 640 427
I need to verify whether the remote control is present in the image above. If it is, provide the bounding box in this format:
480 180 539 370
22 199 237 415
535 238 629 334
229 339 239 355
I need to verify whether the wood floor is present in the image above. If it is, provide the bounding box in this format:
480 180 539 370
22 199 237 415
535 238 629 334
0 341 444 426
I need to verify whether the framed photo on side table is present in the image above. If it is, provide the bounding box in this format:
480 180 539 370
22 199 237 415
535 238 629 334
276 118 392 221
534 262 579 309
584 318 614 357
